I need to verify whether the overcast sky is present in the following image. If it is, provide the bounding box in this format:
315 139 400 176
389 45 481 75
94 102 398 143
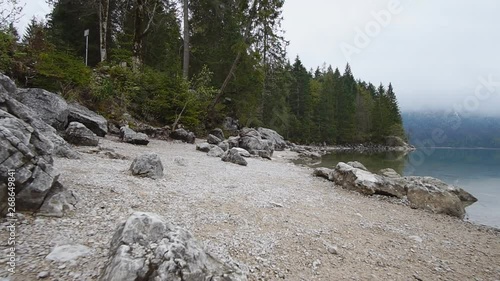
13 0 500 116
282 0 500 115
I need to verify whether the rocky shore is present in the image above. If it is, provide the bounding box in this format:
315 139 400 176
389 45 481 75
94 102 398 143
0 137 499 280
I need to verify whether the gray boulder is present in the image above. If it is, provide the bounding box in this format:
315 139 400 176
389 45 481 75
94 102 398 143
64 122 99 146
232 147 251 158
222 148 248 166
330 162 406 198
0 73 16 93
209 128 225 141
405 176 477 218
314 161 478 218
170 128 195 144
223 117 239 132
196 142 215 153
208 146 225 157
378 168 401 179
218 141 229 152
313 167 335 181
0 93 74 216
68 103 108 137
257 127 287 151
228 136 240 148
37 181 77 218
14 88 69 131
347 161 368 171
1 91 79 159
207 133 222 145
99 212 247 281
120 126 149 145
129 153 163 179
238 128 274 158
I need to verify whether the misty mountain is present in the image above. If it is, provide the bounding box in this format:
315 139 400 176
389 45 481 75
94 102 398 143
402 111 500 148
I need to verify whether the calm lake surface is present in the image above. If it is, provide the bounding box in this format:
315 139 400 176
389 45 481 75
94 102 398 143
295 148 500 228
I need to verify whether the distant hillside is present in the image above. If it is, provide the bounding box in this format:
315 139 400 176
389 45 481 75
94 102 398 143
402 111 500 148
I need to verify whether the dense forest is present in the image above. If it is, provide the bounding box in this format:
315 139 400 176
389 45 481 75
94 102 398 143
403 111 500 148
0 0 406 144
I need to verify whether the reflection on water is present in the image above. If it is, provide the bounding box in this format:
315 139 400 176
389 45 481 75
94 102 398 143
296 148 500 228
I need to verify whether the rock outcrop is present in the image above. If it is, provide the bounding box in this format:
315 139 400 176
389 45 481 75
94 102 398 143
257 127 287 151
208 146 225 157
196 142 215 152
64 122 99 146
129 153 163 179
68 102 108 137
314 162 478 218
99 212 247 281
13 88 69 131
0 91 75 216
238 128 274 158
120 126 149 145
222 148 248 166
207 133 222 145
170 128 195 144
209 128 225 141
330 162 406 198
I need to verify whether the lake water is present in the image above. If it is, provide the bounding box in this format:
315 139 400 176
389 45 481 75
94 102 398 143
295 148 500 229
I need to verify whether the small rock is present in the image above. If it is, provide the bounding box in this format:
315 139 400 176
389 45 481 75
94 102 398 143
37 271 50 279
327 245 339 255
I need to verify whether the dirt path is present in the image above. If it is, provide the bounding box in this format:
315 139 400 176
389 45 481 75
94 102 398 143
1 137 499 280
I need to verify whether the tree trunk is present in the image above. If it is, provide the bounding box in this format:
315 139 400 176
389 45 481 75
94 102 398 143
132 0 145 70
182 0 189 79
98 0 109 62
208 0 259 111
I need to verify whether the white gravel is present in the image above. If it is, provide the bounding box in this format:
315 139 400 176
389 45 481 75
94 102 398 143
1 136 499 281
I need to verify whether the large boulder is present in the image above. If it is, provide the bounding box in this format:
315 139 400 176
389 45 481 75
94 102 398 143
223 117 239 132
170 128 195 144
120 126 149 145
64 122 99 146
347 161 368 171
207 133 222 145
0 93 74 216
0 73 16 93
208 146 225 157
68 103 108 137
222 148 248 166
129 153 163 179
13 88 69 131
196 142 215 153
314 161 478 218
257 127 287 151
0 90 79 159
330 162 406 198
209 128 225 141
238 128 274 158
405 176 477 218
99 212 247 281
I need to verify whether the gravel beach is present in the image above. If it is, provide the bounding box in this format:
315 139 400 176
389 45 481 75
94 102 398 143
1 137 499 281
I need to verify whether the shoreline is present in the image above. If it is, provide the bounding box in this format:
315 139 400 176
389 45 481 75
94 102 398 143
1 137 499 280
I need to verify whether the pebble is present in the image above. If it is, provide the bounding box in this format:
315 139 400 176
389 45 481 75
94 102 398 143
37 271 50 279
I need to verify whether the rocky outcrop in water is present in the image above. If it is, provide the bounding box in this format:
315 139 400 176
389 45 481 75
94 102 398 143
314 162 477 218
99 212 247 281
